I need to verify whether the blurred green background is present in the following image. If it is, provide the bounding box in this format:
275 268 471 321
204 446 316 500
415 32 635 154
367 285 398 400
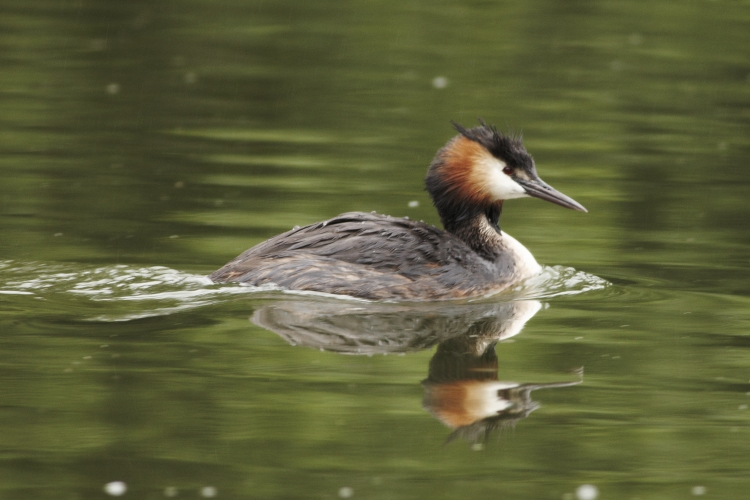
1 0 750 498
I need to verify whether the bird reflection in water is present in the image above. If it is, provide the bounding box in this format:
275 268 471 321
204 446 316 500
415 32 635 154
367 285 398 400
423 332 582 444
251 297 582 443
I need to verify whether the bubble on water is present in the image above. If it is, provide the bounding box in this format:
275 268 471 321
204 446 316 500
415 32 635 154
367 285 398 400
106 83 120 95
338 487 354 498
408 200 419 208
432 76 448 89
576 484 598 500
164 486 178 497
691 486 706 496
104 481 127 496
200 486 217 498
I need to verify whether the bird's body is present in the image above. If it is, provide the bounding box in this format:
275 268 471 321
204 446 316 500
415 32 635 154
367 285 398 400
210 121 586 300
210 211 540 300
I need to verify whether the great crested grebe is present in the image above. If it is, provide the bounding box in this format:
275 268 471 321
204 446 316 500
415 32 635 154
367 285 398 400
210 120 587 300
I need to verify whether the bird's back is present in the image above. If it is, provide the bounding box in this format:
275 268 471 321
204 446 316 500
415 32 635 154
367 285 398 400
209 212 515 300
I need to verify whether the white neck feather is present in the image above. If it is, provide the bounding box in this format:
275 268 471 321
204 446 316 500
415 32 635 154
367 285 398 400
499 231 542 278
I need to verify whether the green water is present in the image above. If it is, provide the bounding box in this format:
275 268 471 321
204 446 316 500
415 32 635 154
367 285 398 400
2 0 750 498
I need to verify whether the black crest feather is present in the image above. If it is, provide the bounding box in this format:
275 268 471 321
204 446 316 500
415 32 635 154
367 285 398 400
451 119 533 172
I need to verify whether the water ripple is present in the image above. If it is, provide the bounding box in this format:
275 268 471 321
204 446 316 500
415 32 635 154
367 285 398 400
0 260 609 321
500 265 610 301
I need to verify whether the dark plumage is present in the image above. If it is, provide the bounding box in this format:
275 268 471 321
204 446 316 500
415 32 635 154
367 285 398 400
210 212 519 300
452 120 534 175
209 121 587 300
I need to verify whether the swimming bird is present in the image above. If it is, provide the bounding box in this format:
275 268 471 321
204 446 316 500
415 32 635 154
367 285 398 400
209 120 586 300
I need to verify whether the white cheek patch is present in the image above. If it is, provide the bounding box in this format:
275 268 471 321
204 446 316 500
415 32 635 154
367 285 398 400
476 154 528 200
472 382 516 417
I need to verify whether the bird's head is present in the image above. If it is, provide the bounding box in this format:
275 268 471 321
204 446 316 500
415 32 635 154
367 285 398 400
426 120 586 227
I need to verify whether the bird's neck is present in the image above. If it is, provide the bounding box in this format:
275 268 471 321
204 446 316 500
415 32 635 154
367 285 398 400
442 202 505 261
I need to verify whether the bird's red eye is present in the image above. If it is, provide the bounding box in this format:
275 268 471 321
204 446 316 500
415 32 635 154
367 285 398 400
502 166 513 176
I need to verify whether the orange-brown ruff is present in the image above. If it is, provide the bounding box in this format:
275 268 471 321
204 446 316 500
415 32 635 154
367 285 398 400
209 121 587 300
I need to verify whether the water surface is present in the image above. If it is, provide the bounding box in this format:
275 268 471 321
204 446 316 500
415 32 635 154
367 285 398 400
1 0 750 498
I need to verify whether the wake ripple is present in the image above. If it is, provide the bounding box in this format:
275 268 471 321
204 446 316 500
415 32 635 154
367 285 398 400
0 260 608 321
